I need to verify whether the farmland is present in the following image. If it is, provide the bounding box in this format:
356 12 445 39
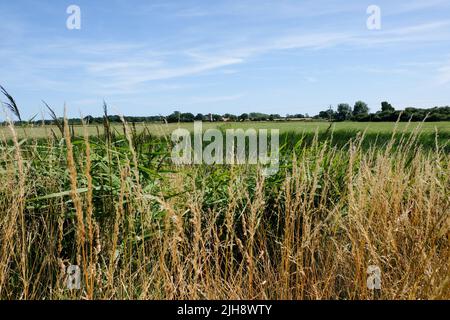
2 121 449 139
0 119 449 299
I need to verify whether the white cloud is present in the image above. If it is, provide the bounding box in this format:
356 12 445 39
385 21 450 36
187 94 244 104
348 66 411 75
437 64 450 85
3 12 450 100
90 57 244 93
388 0 450 15
304 77 318 83
169 0 359 19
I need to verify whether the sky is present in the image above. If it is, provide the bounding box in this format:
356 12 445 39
1 0 450 119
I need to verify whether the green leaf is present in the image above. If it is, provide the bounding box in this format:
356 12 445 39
28 188 89 202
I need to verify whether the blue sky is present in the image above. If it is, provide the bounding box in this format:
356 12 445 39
1 0 450 119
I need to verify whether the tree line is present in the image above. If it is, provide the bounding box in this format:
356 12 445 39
70 102 450 124
0 84 449 125
316 101 450 122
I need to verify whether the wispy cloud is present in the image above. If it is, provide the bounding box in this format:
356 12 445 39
304 76 318 83
4 18 450 97
187 94 244 104
388 0 450 15
352 67 411 75
385 20 450 36
437 63 450 85
91 56 244 92
171 0 359 19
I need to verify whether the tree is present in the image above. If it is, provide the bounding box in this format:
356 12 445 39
381 101 395 112
167 111 181 123
318 107 335 121
336 103 352 121
180 113 195 122
194 113 204 121
353 101 369 116
238 113 249 121
249 112 270 121
223 113 238 121
83 115 95 123
269 114 280 121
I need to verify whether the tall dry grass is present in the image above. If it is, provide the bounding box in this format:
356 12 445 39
0 119 448 300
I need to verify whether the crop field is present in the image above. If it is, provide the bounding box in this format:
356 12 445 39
2 121 450 139
0 118 448 300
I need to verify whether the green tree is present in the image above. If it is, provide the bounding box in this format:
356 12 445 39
194 113 204 121
353 101 369 116
336 103 352 121
239 113 249 121
180 113 195 122
318 108 335 121
167 111 181 123
381 101 395 112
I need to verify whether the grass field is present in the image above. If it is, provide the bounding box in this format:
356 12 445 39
2 121 449 139
0 119 448 299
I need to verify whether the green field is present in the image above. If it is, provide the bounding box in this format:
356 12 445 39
1 121 449 139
